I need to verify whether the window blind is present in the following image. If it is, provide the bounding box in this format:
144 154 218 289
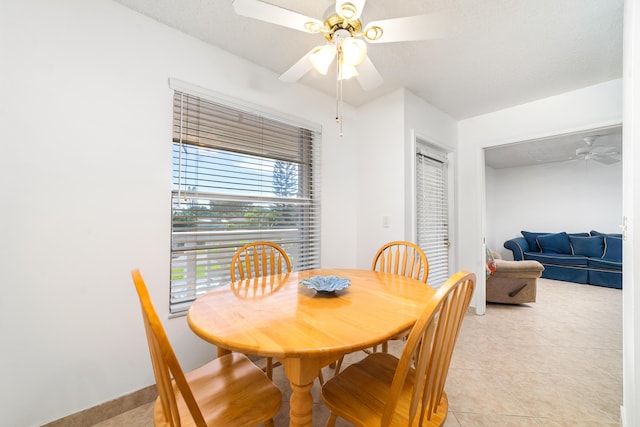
416 149 449 287
170 91 321 313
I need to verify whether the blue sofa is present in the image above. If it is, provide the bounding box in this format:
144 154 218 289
504 230 622 289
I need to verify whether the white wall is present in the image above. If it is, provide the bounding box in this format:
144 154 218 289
0 1 358 425
352 89 457 269
353 90 406 268
486 160 623 260
404 90 458 147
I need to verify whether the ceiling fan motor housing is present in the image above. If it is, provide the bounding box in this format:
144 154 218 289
323 13 362 41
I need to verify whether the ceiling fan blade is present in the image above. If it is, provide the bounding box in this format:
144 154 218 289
233 0 323 33
279 48 316 83
592 155 620 165
363 13 449 43
356 56 384 91
336 0 366 20
591 146 617 154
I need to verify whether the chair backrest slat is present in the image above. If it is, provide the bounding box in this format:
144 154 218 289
371 241 430 283
381 270 476 426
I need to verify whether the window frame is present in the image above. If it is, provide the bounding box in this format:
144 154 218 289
169 80 322 314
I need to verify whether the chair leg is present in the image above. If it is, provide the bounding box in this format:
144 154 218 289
325 413 338 427
265 419 275 427
334 356 344 376
317 368 324 386
266 357 273 379
382 341 389 353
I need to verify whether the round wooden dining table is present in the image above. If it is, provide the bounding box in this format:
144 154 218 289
187 268 436 427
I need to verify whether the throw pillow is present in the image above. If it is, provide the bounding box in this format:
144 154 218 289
591 230 623 238
485 247 496 279
602 236 623 260
521 231 550 252
537 232 572 254
569 236 604 257
568 232 590 237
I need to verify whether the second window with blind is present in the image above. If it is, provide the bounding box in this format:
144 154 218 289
170 90 321 313
416 141 450 287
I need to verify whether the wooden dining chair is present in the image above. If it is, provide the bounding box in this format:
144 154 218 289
372 240 430 353
131 269 282 427
321 270 476 427
230 241 297 381
333 241 430 374
230 241 292 282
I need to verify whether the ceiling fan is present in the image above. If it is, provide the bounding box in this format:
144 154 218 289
232 0 447 134
574 136 620 165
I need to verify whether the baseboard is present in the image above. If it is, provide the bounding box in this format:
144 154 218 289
42 385 156 427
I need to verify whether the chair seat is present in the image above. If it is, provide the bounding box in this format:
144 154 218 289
323 352 449 427
153 353 281 427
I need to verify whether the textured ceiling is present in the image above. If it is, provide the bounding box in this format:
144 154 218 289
484 124 622 169
111 0 623 120
111 0 623 168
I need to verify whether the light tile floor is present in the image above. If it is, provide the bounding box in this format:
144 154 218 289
93 278 622 426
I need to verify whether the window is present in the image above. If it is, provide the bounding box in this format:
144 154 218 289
170 90 321 313
416 144 449 287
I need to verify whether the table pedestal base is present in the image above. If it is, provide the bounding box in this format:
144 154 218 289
283 358 324 427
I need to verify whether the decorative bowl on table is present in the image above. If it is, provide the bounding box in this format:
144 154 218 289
300 275 351 295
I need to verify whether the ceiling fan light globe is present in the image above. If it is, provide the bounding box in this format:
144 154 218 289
339 63 359 80
310 44 337 75
341 37 367 66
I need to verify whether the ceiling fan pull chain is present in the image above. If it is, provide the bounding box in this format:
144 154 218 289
336 46 344 137
336 50 340 123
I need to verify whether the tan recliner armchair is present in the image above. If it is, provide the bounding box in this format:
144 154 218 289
486 251 544 304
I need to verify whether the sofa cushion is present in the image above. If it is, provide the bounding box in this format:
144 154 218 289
521 231 550 252
602 235 623 261
541 263 589 284
569 236 604 258
568 232 590 238
537 232 572 254
587 257 622 271
591 230 623 238
524 252 588 267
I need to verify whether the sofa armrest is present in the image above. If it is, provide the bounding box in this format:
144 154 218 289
504 237 529 261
